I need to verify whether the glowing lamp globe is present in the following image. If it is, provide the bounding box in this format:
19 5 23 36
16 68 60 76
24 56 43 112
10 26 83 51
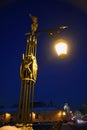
55 39 68 58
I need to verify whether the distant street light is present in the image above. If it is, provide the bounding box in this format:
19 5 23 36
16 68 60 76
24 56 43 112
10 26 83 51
5 113 11 123
16 14 69 128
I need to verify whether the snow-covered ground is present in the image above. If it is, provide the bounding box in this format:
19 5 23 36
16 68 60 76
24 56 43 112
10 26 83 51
0 126 21 130
0 126 33 130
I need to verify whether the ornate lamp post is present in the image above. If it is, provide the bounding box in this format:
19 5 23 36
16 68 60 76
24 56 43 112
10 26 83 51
16 14 68 128
17 14 38 128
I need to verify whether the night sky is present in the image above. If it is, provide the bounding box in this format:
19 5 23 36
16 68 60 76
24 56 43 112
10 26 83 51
0 0 87 109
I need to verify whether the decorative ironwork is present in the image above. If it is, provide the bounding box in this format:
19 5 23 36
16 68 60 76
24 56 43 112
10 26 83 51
17 14 38 127
16 14 68 128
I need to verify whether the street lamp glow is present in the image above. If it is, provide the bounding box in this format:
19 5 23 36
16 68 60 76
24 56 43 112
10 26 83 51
5 113 11 122
55 39 68 57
